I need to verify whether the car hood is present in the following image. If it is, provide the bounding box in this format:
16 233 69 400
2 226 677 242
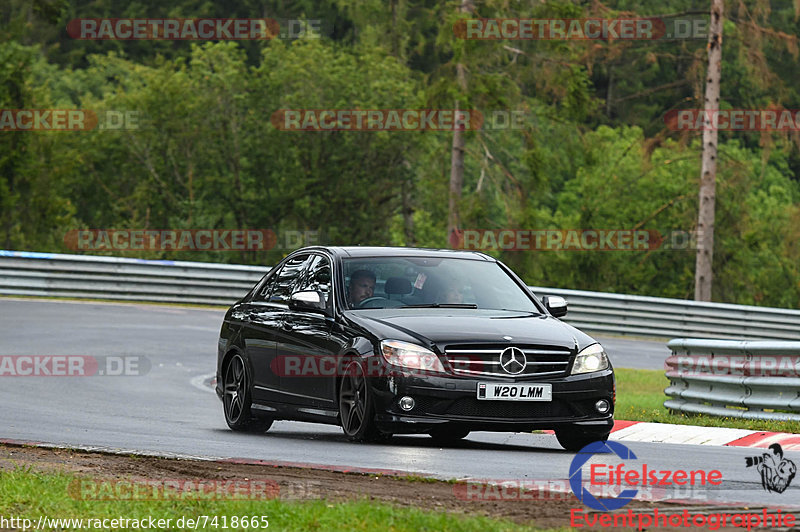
345 309 596 352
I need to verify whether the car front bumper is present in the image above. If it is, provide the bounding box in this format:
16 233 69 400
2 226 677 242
369 369 614 434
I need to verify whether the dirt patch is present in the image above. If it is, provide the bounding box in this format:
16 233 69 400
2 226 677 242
0 443 785 531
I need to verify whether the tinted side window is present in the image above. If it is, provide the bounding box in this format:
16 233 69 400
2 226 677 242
266 255 310 304
252 267 279 301
294 255 332 306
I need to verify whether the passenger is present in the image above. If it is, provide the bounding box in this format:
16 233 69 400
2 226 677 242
435 278 464 304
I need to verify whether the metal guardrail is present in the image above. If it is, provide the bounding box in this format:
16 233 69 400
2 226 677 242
527 286 800 341
664 339 800 421
2 250 800 340
0 250 266 306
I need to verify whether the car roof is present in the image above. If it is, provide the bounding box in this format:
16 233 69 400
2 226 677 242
296 246 495 261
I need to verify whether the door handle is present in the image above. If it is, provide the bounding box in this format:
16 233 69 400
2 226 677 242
281 322 294 331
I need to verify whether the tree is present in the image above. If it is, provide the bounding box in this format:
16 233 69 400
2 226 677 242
694 0 724 301
447 0 472 244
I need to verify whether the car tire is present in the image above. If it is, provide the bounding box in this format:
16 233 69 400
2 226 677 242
555 428 610 452
223 353 273 433
339 359 384 442
429 427 470 445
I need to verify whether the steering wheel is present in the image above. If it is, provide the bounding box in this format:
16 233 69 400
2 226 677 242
356 296 389 309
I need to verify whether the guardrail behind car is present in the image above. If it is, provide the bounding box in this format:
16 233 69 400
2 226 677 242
526 286 800 341
664 338 800 421
0 250 265 306
2 250 800 340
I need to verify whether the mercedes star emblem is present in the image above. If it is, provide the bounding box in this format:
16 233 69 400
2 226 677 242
500 347 526 375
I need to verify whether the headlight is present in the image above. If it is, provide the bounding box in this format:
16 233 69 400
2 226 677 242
571 343 609 375
381 340 445 374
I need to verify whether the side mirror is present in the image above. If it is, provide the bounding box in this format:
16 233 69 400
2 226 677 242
542 295 568 318
289 290 329 315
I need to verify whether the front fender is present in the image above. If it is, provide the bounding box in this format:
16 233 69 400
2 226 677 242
331 336 379 407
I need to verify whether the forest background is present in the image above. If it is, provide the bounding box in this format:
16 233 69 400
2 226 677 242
2 0 800 308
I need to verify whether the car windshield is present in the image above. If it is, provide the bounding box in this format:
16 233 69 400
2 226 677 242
342 256 540 313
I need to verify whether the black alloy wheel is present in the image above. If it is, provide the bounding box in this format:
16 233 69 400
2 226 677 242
339 359 386 442
223 353 273 432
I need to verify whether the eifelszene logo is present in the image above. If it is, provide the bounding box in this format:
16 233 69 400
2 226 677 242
569 441 722 511
745 444 797 494
570 441 638 511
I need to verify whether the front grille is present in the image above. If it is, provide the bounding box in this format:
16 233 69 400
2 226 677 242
444 344 572 379
446 398 567 418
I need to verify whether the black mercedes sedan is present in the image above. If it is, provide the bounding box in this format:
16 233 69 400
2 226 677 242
215 246 614 451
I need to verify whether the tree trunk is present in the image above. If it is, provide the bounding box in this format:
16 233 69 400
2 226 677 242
447 0 473 246
448 96 466 241
694 0 724 301
390 0 399 58
401 167 415 246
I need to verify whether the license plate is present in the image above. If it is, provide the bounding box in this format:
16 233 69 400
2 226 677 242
477 382 552 401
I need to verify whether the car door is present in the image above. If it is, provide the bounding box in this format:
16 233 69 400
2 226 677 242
244 254 310 404
276 254 340 408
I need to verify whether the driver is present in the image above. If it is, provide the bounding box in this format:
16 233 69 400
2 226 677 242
348 269 376 307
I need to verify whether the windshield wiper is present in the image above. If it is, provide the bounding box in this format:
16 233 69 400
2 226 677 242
400 303 478 309
493 309 542 316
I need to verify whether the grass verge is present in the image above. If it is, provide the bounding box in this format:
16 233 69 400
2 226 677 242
615 367 800 433
0 468 564 532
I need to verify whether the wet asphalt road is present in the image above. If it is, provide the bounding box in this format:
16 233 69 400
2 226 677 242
0 298 795 509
